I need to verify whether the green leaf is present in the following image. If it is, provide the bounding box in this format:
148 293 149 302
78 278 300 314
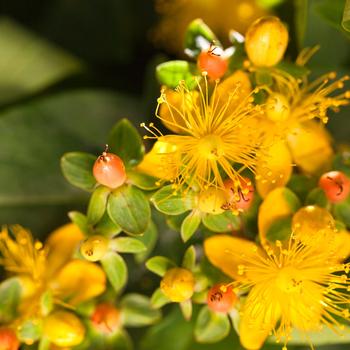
101 252 127 292
343 0 350 31
146 256 176 277
151 185 194 215
180 299 192 321
121 294 161 327
87 186 111 225
166 213 189 232
134 221 158 263
17 319 42 344
333 151 350 177
276 61 309 78
334 197 350 228
110 237 146 253
68 211 91 235
255 69 273 86
127 170 160 190
61 152 97 191
0 277 21 322
107 185 151 235
294 0 309 48
108 119 144 168
181 211 201 242
0 89 141 235
156 61 198 90
287 174 317 202
305 188 328 208
184 19 219 58
265 216 292 243
283 188 302 212
194 306 230 343
0 18 82 105
182 245 196 270
40 291 53 317
150 288 171 309
202 211 240 233
315 0 346 32
94 212 122 237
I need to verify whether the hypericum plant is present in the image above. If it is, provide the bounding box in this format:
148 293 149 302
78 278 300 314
2 14 350 350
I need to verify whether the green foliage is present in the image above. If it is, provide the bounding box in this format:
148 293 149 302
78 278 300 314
134 221 158 263
146 256 176 277
68 211 91 235
334 197 350 227
127 170 160 190
305 188 328 207
156 61 198 90
101 252 128 292
110 237 146 253
151 185 194 215
266 216 292 242
120 294 161 327
202 211 240 233
108 119 144 168
107 185 151 235
61 152 97 192
87 186 111 225
17 319 43 344
182 246 196 270
0 277 21 322
181 211 201 242
343 0 350 31
194 306 230 343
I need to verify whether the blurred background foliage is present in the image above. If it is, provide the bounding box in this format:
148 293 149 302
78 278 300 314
0 1 349 348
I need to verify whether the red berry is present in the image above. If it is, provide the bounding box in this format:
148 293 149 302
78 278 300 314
197 47 228 80
93 148 126 189
319 171 350 203
224 177 254 211
0 328 19 350
207 284 237 313
91 303 121 334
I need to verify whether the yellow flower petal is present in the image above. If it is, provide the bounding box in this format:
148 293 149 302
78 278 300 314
136 139 179 180
333 230 350 260
258 187 298 246
239 282 281 350
45 223 84 277
204 235 264 281
287 121 333 175
51 259 106 305
256 140 293 198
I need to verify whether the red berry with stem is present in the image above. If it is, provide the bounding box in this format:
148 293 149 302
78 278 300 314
91 303 121 334
93 145 126 189
0 328 19 350
197 44 228 80
207 284 237 313
319 171 350 203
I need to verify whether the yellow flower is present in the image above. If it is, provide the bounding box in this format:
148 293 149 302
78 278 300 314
152 0 266 54
0 224 106 321
142 76 264 193
256 70 350 197
204 208 350 350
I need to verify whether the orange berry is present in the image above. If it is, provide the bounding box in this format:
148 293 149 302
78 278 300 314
0 328 19 350
319 171 350 203
91 303 121 334
224 177 254 211
93 148 126 189
207 284 237 313
197 47 228 80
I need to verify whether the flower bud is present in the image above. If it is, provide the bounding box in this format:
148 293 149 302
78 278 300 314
43 311 85 347
91 303 121 334
245 16 288 67
80 235 109 262
266 93 290 122
160 267 195 302
198 187 226 215
0 328 19 350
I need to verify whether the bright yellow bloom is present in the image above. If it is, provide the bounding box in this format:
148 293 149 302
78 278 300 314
152 0 266 54
204 208 350 350
256 69 350 197
0 224 106 322
142 76 265 193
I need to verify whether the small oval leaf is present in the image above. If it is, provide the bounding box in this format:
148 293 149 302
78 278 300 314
127 170 160 191
194 306 230 343
101 252 127 292
202 211 240 233
181 211 201 242
0 277 21 322
151 185 193 215
107 185 151 235
146 256 176 277
110 237 146 254
134 221 158 263
87 186 111 225
61 152 96 191
108 119 144 168
182 245 196 270
120 294 161 327
150 288 171 309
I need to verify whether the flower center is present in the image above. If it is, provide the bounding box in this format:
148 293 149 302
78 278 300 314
198 134 225 160
275 266 303 293
266 93 290 122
